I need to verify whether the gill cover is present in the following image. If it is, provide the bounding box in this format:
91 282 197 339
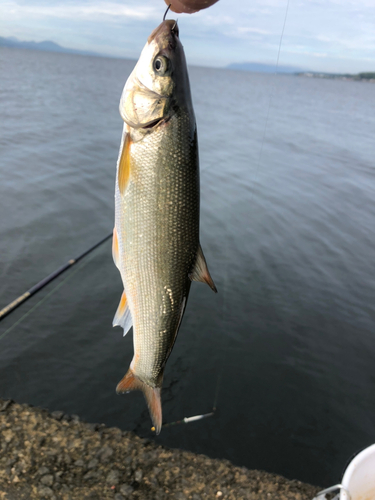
120 77 170 129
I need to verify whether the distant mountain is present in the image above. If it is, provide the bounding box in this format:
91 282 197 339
227 62 303 74
0 36 101 57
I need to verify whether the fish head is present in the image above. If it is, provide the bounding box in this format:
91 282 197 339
120 20 193 130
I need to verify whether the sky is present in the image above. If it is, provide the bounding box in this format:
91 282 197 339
1 0 375 73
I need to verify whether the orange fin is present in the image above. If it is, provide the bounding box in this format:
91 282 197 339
189 245 217 293
112 227 120 268
116 369 162 434
118 133 131 194
113 290 133 336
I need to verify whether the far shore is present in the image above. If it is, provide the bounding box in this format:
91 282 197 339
296 71 375 82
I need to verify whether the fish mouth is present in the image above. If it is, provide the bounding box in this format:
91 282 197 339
148 19 179 50
142 117 164 129
168 19 179 47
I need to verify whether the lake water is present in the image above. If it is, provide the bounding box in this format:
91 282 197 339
0 46 374 487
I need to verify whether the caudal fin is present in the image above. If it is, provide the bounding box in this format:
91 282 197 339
116 369 162 434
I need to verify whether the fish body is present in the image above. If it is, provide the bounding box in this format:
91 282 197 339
113 20 216 433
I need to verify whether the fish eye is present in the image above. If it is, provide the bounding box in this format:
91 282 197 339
153 56 169 75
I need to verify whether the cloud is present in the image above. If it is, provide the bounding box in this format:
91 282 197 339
3 0 160 21
236 27 271 36
2 0 375 72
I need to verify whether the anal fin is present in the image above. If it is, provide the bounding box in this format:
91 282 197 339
116 368 162 434
113 290 133 336
189 244 217 293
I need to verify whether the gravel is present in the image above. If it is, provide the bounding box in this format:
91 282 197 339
0 399 321 499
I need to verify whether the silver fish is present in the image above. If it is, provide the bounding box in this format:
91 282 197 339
112 19 217 434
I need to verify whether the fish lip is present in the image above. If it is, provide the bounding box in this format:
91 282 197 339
167 20 179 50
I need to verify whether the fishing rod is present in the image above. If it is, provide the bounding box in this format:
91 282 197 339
0 232 113 322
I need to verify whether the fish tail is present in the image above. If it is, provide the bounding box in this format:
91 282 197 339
116 369 162 434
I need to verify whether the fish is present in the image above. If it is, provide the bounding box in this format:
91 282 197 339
112 18 217 434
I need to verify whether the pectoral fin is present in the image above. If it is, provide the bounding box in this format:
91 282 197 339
113 290 133 336
189 245 217 293
118 133 132 195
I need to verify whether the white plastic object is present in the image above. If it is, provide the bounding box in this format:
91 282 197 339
340 444 375 500
312 484 347 500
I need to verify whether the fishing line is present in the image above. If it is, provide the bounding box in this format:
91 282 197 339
210 0 291 416
0 242 108 342
251 0 290 202
210 240 230 415
149 0 292 433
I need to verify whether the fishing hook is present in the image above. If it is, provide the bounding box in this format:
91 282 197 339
163 4 171 21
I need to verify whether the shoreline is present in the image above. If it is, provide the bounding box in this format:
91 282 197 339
0 399 320 499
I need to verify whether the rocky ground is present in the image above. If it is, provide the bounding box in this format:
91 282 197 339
0 399 320 500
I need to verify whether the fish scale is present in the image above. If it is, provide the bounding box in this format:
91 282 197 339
116 111 199 385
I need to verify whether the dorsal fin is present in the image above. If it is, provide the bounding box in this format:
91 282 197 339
113 290 133 336
189 244 217 293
